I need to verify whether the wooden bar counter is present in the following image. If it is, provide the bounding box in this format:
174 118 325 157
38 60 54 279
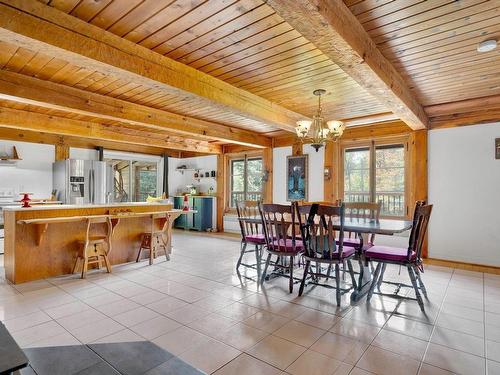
3 203 177 284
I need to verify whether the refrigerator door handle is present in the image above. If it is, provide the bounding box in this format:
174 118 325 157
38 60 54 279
88 168 92 204
92 169 95 204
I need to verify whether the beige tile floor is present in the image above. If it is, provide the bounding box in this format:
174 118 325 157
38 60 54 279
0 231 499 375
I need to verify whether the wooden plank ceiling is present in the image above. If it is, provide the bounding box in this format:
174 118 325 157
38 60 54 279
33 0 389 121
0 0 498 155
344 0 500 106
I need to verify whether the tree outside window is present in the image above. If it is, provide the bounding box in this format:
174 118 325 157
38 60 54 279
343 143 405 217
230 157 263 207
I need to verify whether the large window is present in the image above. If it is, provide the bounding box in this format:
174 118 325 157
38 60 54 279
343 142 406 217
229 156 263 207
105 152 161 203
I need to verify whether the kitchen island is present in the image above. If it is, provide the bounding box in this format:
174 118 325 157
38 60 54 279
3 203 180 284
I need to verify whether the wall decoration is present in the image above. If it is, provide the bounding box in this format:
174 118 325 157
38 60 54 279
287 154 308 201
496 138 500 159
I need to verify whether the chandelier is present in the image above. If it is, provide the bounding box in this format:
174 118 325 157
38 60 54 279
295 89 345 152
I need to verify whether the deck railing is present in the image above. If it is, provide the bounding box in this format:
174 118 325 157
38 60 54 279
344 191 405 217
231 192 263 206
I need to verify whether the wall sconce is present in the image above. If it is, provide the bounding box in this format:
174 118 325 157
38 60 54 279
324 167 331 181
262 170 270 182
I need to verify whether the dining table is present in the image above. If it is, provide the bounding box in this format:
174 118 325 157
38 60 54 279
238 215 413 303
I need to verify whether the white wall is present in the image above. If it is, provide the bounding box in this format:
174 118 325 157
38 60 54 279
0 141 54 199
428 122 500 266
168 155 217 196
272 145 324 204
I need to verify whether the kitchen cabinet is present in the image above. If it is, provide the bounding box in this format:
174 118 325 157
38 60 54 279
173 196 214 231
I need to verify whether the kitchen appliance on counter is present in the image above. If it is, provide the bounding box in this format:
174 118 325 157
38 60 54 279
53 160 113 204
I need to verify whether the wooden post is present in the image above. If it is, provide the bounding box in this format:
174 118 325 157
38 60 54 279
216 153 226 232
292 142 303 156
262 148 273 203
408 129 428 256
54 143 69 161
324 140 339 203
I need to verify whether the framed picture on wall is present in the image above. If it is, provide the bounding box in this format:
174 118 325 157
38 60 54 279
286 154 308 201
496 138 500 160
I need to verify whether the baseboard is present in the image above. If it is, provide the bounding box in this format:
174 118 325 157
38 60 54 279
425 257 500 275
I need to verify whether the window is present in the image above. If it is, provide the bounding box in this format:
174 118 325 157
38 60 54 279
105 152 161 203
229 156 263 207
343 142 406 217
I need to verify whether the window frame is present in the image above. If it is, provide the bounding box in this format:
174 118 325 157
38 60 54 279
226 151 264 210
339 135 410 219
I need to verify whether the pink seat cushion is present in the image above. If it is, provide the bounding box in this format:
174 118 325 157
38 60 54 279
365 246 415 262
326 246 356 259
245 234 266 244
270 239 304 253
336 237 373 250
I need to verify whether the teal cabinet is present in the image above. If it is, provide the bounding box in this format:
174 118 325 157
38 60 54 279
173 196 187 229
173 196 214 231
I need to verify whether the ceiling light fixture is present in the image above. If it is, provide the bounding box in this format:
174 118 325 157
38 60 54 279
295 89 345 152
477 39 497 53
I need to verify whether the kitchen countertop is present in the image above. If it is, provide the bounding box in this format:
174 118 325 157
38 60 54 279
3 202 171 212
174 195 216 198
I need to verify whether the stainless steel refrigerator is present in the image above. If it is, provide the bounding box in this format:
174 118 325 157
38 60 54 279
53 160 113 204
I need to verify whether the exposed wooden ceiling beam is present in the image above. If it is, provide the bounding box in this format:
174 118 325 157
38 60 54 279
0 0 306 133
425 95 500 117
0 127 189 157
0 106 221 154
430 110 500 130
0 70 270 148
264 0 428 130
341 113 400 127
425 95 500 129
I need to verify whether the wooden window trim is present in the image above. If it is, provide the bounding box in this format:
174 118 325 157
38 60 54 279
225 151 264 212
339 135 410 220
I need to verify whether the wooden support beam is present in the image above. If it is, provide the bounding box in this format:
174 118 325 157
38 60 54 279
222 144 260 154
265 0 428 130
292 142 303 156
0 0 305 132
54 144 69 161
216 154 226 232
425 95 500 130
342 113 400 127
408 130 428 257
0 106 222 154
0 70 271 148
425 95 500 117
323 140 339 203
0 127 184 157
262 148 273 204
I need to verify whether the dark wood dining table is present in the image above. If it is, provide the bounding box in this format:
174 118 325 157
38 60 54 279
238 216 413 303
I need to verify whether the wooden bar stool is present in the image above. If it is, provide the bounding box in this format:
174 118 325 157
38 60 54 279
137 213 171 265
72 217 113 279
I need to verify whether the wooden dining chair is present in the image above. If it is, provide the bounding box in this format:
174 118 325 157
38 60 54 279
235 200 265 273
72 217 113 279
339 201 381 250
137 213 171 265
297 203 357 305
366 201 432 311
260 203 304 293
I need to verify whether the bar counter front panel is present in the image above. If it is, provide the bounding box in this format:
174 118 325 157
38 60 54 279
3 203 173 284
